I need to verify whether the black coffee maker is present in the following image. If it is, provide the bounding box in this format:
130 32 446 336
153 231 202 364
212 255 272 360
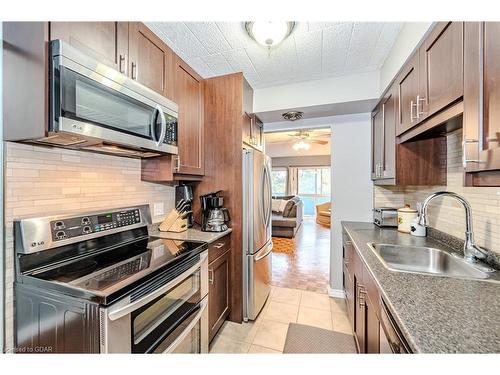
175 184 194 228
200 191 231 232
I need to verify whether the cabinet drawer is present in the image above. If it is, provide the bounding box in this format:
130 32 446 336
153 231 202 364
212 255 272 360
208 235 231 263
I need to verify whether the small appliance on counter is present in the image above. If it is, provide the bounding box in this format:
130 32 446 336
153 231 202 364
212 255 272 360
200 191 231 232
175 184 194 228
373 207 398 227
397 204 418 233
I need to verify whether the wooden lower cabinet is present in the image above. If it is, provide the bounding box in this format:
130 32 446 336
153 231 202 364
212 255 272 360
208 237 231 343
343 230 385 354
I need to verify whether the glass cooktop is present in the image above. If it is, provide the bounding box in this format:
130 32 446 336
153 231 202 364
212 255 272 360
31 236 206 297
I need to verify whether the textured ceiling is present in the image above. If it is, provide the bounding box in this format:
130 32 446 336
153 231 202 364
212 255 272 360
146 22 402 89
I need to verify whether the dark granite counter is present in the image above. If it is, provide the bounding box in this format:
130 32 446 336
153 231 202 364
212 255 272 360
342 221 500 353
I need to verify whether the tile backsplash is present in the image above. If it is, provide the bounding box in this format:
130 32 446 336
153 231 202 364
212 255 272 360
374 129 500 255
3 141 176 351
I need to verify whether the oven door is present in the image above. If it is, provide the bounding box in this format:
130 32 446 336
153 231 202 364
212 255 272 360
153 295 208 354
50 40 178 155
100 251 208 353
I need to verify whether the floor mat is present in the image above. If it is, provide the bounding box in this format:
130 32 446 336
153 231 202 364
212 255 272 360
272 237 295 254
283 323 357 354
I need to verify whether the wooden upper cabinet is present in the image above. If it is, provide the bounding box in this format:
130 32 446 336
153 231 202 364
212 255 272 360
242 112 252 146
464 22 500 182
372 86 396 181
50 22 129 74
128 22 175 98
174 58 204 176
371 105 384 180
396 53 419 135
382 87 397 180
418 22 464 121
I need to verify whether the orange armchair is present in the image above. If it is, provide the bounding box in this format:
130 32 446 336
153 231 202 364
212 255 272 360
315 202 331 227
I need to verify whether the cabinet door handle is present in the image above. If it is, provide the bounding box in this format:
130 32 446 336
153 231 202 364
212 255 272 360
462 139 485 168
131 62 138 80
410 100 418 121
119 54 126 74
213 242 225 249
416 95 426 118
208 268 214 284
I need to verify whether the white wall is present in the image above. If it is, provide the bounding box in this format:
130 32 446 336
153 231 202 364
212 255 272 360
379 22 432 93
329 113 373 294
254 71 380 113
0 22 5 353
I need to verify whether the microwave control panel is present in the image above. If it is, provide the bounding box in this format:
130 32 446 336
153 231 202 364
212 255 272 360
164 121 178 146
50 209 142 241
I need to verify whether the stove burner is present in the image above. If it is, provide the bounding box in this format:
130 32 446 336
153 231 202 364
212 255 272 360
57 259 99 277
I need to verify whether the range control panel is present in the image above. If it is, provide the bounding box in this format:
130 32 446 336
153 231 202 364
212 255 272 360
50 209 141 241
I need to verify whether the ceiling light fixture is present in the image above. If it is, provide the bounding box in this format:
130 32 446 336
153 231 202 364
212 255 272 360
282 111 304 121
245 21 295 49
292 140 311 151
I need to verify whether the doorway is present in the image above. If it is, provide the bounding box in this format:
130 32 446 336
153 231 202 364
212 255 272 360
265 128 331 294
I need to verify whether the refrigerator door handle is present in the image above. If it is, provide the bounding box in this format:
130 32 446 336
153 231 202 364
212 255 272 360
263 164 272 228
255 241 273 261
259 164 267 227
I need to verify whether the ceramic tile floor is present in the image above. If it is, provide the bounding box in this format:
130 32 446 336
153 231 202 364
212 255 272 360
209 286 353 354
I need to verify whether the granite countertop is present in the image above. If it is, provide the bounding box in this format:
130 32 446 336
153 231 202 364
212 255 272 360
150 224 232 244
342 221 500 353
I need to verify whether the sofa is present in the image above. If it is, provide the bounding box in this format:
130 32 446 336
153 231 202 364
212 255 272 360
271 195 304 238
316 202 331 227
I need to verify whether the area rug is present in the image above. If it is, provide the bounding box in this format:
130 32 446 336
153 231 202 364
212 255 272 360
271 237 295 254
283 323 357 354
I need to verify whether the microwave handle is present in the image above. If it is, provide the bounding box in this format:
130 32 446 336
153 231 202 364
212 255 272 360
162 297 208 354
107 251 208 321
151 105 167 147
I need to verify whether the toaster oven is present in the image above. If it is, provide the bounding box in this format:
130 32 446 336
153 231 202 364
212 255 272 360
373 207 398 227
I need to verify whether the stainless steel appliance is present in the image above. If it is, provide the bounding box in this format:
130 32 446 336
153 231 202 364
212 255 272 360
379 299 411 353
14 205 208 353
373 207 398 227
200 191 231 232
176 184 194 228
23 39 178 158
242 149 273 321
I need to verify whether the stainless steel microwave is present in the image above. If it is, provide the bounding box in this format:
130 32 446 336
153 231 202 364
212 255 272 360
44 39 179 158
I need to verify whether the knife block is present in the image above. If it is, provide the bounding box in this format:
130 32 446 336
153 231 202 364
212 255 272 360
159 209 188 233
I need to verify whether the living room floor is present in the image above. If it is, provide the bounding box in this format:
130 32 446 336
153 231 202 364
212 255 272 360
271 217 330 294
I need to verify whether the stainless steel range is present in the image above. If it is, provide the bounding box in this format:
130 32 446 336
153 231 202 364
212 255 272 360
14 205 208 353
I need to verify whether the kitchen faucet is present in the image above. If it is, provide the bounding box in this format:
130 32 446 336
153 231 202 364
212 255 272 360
418 191 488 263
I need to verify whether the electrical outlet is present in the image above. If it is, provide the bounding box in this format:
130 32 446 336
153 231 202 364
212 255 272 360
153 202 164 217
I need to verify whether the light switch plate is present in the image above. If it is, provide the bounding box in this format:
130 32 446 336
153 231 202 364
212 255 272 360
153 202 164 216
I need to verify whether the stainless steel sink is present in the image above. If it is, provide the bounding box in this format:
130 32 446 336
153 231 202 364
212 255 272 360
368 243 496 280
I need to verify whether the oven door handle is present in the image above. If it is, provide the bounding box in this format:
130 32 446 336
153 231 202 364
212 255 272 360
162 297 208 354
107 251 208 321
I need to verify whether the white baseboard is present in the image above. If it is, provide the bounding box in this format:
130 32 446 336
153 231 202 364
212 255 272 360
327 286 345 299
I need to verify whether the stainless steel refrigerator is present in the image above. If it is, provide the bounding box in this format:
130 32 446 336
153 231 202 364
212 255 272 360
242 148 273 321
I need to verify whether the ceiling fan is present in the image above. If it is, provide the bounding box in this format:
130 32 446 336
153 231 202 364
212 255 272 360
288 131 329 145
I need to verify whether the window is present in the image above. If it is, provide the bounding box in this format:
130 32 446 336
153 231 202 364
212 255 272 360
297 167 331 216
271 168 287 196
